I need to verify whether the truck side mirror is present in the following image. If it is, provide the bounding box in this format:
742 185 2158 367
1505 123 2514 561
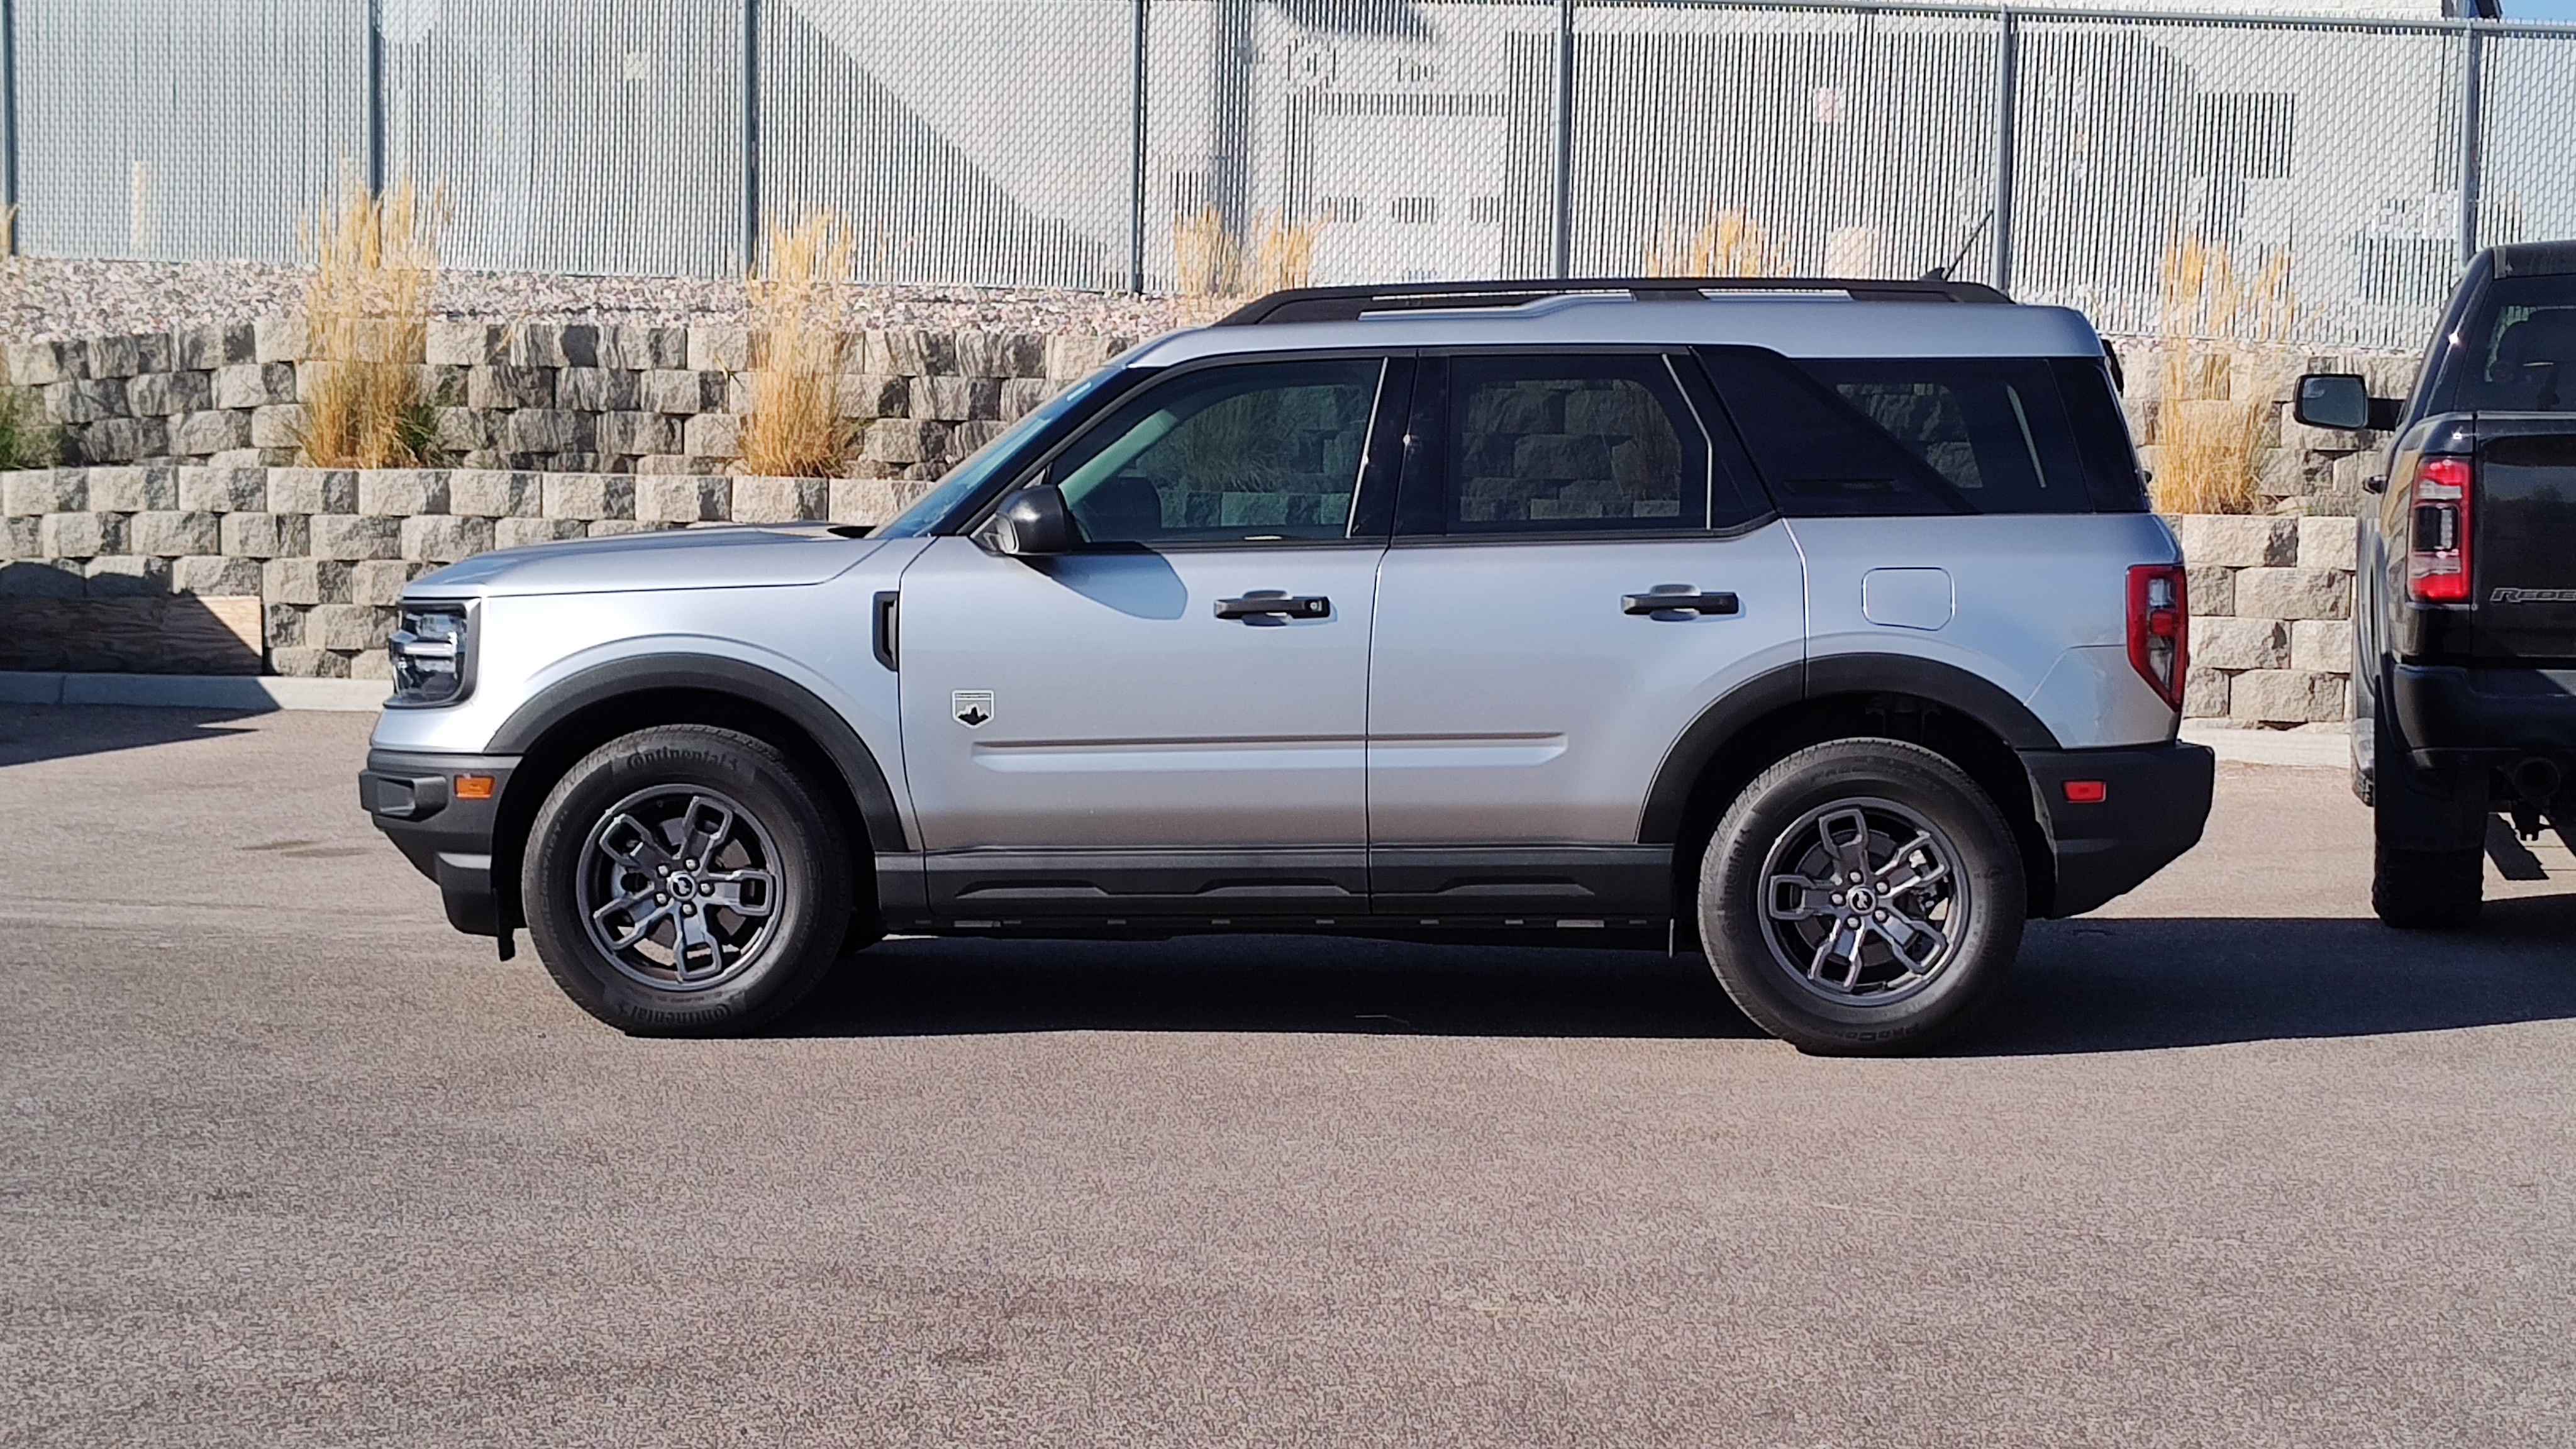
993 484 1076 557
2294 374 2372 431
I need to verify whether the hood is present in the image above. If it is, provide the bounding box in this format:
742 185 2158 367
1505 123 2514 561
413 524 887 597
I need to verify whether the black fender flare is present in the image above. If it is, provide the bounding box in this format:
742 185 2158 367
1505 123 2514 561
488 654 909 855
1636 653 2061 844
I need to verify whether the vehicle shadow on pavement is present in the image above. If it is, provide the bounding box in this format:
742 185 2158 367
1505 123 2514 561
1965 896 2576 1054
0 703 269 768
799 932 1767 1040
797 897 2576 1050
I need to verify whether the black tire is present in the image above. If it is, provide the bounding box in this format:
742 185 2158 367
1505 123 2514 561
2371 841 2483 930
1697 738 2027 1056
522 724 853 1035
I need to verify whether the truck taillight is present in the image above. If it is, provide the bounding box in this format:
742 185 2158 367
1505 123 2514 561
2128 564 2188 711
2406 455 2473 604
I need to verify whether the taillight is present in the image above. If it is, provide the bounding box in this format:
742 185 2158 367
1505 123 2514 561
2128 564 2188 711
2406 454 2473 604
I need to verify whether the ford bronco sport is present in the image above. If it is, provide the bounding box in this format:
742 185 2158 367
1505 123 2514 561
361 277 2214 1053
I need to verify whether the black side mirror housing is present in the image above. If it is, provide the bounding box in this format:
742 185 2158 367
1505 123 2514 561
2293 373 2373 431
994 484 1076 557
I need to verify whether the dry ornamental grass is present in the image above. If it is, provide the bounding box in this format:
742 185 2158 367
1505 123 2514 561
1171 208 1319 306
739 213 859 479
2153 236 2298 515
1641 209 1790 279
298 180 443 469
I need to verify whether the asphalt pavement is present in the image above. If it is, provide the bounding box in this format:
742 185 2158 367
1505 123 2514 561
4 704 2573 1447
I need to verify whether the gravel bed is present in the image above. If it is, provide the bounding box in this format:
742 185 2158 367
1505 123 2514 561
0 257 1214 342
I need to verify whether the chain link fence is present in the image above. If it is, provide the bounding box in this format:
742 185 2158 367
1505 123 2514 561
8 0 2576 347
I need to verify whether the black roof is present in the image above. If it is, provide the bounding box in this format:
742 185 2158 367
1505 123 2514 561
2492 241 2576 279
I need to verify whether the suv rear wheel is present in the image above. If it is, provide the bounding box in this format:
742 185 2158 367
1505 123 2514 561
523 725 853 1035
1697 739 2026 1055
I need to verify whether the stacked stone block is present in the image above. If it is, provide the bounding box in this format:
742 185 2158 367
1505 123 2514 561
4 321 1130 480
2170 513 2358 724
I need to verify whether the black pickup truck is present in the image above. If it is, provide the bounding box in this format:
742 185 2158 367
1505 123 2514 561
2296 240 2576 928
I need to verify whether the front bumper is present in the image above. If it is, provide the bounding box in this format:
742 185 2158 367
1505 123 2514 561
359 749 519 937
2019 740 2215 918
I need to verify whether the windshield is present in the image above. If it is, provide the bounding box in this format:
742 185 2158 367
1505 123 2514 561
871 365 1130 537
2455 275 2576 414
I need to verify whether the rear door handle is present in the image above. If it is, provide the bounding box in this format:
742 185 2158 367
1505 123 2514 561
1216 591 1331 620
1623 586 1740 616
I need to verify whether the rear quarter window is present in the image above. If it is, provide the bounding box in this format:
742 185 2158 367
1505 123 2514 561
1695 348 2138 516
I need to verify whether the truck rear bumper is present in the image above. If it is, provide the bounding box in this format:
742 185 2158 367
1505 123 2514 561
359 749 519 937
2019 741 2216 918
2390 664 2576 770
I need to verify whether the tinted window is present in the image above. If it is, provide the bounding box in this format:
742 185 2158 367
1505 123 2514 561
1698 348 2099 516
2050 357 2151 513
1046 358 1382 544
1437 355 1710 534
2455 275 2576 413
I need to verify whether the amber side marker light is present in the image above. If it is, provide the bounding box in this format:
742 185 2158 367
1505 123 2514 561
453 774 496 800
2063 780 2107 804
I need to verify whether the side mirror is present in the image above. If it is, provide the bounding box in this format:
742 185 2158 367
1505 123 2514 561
994 484 1075 557
2293 373 2373 431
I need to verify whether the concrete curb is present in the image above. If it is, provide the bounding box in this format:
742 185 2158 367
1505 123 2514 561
2182 719 2351 770
0 672 390 712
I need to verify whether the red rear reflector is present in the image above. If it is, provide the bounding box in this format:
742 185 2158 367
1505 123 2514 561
453 774 495 800
2063 780 2107 804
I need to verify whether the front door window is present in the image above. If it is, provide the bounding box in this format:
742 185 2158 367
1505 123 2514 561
1049 358 1384 544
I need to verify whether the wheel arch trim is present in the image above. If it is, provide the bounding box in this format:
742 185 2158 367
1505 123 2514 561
487 653 909 855
1637 652 2062 845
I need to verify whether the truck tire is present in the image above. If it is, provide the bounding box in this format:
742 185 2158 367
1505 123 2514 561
522 724 853 1035
1697 739 2026 1056
2370 842 2483 930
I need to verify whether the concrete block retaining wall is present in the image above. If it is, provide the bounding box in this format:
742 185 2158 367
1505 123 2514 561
1 321 1134 477
2170 513 2359 725
6 457 2368 718
0 321 2387 713
1 464 900 677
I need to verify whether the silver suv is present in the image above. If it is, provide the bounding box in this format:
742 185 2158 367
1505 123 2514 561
360 277 2214 1054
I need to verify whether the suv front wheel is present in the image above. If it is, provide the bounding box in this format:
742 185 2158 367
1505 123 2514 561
1698 739 2026 1055
522 725 853 1035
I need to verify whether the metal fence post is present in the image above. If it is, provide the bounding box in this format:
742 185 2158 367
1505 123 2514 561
742 0 760 274
365 0 384 195
3 0 17 255
1991 6 2017 295
1130 0 1148 293
1553 0 1574 279
2458 21 2484 267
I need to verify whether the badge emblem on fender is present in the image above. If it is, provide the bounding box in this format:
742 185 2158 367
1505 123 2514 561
952 691 995 727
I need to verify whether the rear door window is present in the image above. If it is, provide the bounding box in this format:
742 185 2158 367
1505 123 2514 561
2453 275 2576 413
1425 354 1713 535
1696 348 2104 516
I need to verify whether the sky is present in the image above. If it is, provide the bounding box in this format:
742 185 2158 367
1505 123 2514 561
2510 0 2576 19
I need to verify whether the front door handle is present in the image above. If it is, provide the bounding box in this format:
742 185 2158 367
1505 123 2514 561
1216 591 1331 620
1623 586 1740 616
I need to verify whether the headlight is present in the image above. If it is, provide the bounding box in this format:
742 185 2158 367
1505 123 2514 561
388 601 474 706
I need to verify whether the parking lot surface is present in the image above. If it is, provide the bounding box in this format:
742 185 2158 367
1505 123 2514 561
5 704 2574 1447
